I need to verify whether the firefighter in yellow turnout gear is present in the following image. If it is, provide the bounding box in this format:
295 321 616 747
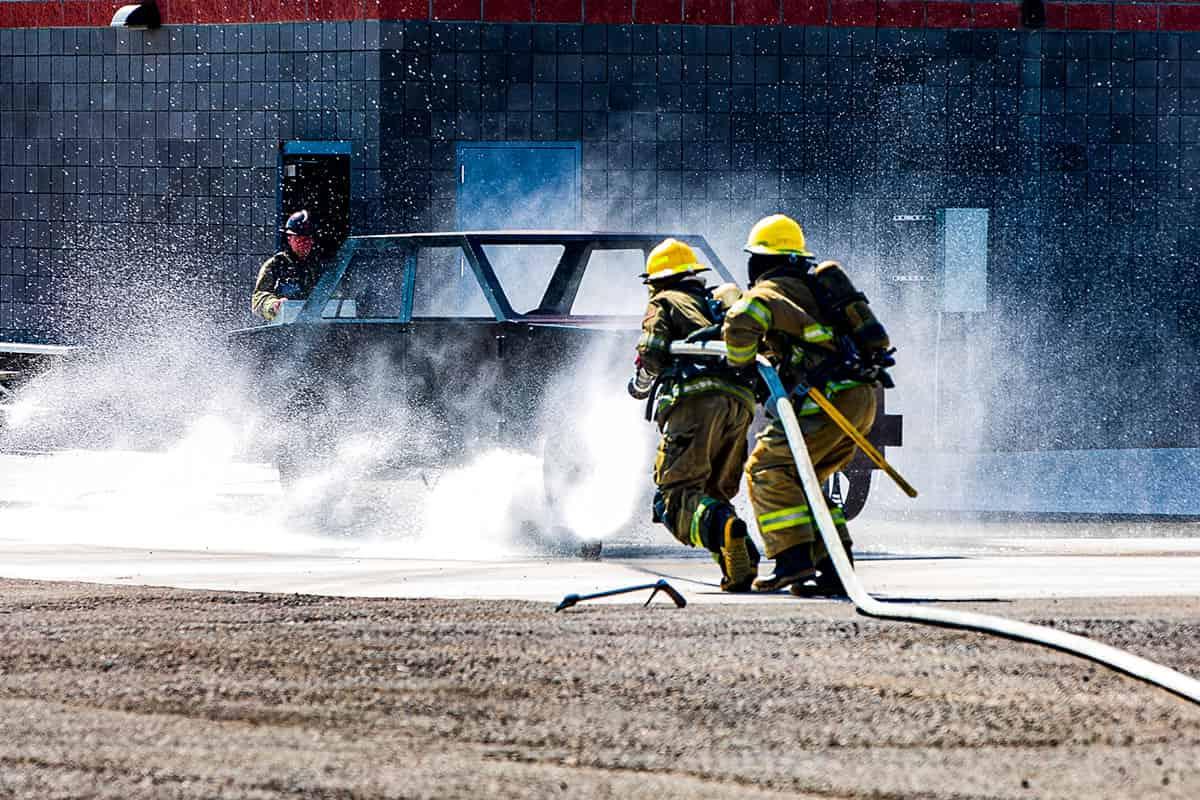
723 215 894 596
629 239 761 592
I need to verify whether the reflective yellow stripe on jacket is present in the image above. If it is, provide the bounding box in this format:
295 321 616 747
725 341 759 366
802 323 834 343
730 297 773 330
795 379 867 416
723 296 773 367
655 376 757 421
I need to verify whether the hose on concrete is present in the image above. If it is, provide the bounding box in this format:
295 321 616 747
670 341 1200 706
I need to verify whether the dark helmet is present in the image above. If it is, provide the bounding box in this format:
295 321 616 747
281 209 315 237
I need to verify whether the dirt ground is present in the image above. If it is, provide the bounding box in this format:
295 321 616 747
0 579 1197 799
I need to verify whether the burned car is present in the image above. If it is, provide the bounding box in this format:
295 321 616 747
228 231 900 525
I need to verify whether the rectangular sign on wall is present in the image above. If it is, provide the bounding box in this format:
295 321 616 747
939 208 989 313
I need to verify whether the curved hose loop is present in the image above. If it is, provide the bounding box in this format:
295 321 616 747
670 341 1200 706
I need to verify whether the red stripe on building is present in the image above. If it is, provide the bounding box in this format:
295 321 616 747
0 0 62 25
830 0 877 25
1042 2 1067 26
1162 3 1200 28
485 0 531 19
4 0 1200 31
535 0 580 20
1114 4 1158 28
878 0 925 27
373 0 429 19
735 0 781 23
432 0 477 20
254 0 313 22
925 1 972 27
972 2 1019 28
584 0 632 22
685 0 730 24
782 0 828 24
634 0 683 23
1067 1 1113 27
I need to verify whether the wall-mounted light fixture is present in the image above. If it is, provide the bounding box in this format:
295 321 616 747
1021 0 1045 28
110 2 161 29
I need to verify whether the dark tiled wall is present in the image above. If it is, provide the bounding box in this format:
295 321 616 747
371 22 1199 448
1 20 1197 448
0 21 383 336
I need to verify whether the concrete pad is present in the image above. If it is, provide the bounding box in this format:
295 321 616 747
0 540 1198 605
1 448 1198 605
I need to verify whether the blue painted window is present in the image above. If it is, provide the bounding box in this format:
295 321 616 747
456 142 582 315
456 142 581 230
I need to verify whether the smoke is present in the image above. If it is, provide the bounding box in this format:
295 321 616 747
0 238 665 559
10 203 1071 560
415 449 543 559
0 416 327 555
540 339 656 542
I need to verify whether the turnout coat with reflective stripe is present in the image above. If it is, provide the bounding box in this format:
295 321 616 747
636 285 713 374
724 266 877 559
722 271 866 414
636 282 755 423
722 271 838 374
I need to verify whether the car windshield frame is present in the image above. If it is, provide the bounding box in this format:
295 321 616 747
296 232 735 324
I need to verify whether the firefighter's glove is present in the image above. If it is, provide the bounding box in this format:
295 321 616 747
266 298 285 320
711 282 743 311
628 368 655 400
684 323 722 343
869 348 897 370
863 348 897 388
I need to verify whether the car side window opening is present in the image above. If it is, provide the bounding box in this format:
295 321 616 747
325 245 408 319
481 244 564 315
412 247 493 318
570 249 649 316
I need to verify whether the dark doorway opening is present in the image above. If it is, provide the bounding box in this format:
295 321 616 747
279 141 352 260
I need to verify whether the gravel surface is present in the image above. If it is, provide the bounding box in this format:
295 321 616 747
0 578 1197 799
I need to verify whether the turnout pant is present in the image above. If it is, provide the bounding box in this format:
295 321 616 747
654 393 754 547
745 385 877 560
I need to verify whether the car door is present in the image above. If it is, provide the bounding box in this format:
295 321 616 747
403 242 509 465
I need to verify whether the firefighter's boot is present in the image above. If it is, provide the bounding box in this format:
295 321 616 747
718 518 760 593
693 499 759 593
752 544 817 592
791 550 854 598
791 500 854 597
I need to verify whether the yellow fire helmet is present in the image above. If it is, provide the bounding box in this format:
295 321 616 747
744 214 813 257
641 238 711 284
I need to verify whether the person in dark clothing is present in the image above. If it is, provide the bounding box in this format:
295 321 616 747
252 210 322 322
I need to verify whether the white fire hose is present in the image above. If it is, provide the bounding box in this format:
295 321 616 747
671 341 1200 706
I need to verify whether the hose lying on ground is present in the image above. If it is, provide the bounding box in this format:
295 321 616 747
670 341 1200 706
